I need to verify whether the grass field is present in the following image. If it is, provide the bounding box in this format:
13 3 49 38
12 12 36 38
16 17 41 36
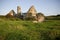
0 18 60 40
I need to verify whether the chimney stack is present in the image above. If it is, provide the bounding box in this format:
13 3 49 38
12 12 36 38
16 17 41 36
17 6 21 14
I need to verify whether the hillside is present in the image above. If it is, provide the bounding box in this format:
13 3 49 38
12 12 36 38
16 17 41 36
0 17 60 40
45 15 60 20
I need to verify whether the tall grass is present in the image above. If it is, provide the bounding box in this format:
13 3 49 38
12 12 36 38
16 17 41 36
0 18 60 40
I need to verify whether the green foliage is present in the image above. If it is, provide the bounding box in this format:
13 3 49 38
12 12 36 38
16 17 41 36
0 18 60 40
25 16 36 21
45 16 60 20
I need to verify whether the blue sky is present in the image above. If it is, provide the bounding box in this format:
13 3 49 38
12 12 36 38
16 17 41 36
0 0 60 16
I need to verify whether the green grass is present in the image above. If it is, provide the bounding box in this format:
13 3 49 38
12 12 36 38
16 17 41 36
0 18 60 40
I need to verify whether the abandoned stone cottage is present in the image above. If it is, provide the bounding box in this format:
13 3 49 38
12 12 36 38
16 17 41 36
6 5 45 22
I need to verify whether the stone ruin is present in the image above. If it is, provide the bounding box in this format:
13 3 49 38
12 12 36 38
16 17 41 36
27 5 37 17
6 10 16 17
16 6 21 18
36 13 45 23
6 5 45 23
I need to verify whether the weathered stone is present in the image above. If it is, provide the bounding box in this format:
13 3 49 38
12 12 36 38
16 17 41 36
36 13 45 22
6 5 45 23
33 21 38 23
27 5 37 17
16 6 21 18
6 10 15 17
17 6 21 14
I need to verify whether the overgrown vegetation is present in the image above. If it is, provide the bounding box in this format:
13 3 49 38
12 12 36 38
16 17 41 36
0 16 60 40
45 15 60 20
